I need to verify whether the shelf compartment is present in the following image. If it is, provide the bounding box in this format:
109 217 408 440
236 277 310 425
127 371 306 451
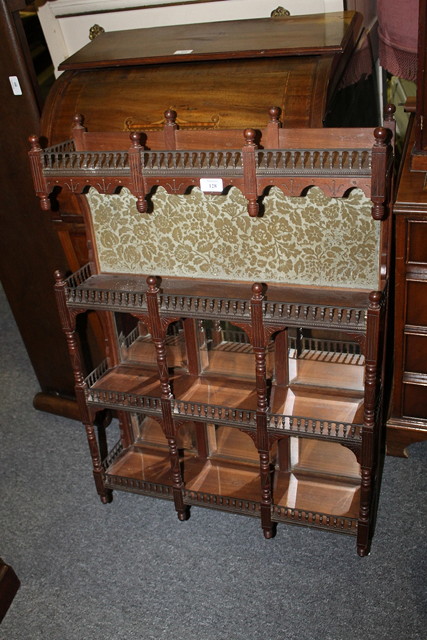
197 320 273 379
292 439 361 479
183 458 261 516
270 385 364 427
132 415 199 453
271 437 360 533
63 264 370 331
206 425 260 464
119 321 187 370
102 440 174 500
272 468 359 534
288 353 364 392
85 359 163 413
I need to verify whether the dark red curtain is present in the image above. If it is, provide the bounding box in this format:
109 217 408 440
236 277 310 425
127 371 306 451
377 0 419 80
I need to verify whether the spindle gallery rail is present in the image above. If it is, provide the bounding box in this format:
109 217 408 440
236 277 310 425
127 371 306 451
39 145 372 176
29 106 391 216
63 264 368 330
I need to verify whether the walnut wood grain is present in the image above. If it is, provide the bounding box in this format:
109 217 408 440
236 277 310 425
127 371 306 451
58 12 361 70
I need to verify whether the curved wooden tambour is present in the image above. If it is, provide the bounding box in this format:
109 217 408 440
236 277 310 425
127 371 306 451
40 12 363 144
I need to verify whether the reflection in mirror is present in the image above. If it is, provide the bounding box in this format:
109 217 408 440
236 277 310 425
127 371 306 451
115 313 187 370
279 328 365 392
197 319 273 379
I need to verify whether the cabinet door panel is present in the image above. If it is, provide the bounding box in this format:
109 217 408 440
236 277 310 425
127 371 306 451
403 383 427 419
406 281 427 325
405 334 427 374
407 221 427 264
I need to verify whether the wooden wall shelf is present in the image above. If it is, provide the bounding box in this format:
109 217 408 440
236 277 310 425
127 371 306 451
29 98 395 555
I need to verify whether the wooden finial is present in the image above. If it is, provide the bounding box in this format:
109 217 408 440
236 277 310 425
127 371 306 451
54 269 65 284
244 128 257 146
164 109 177 126
369 290 382 306
72 114 85 129
373 126 388 145
130 131 142 148
146 275 159 291
28 134 41 151
268 106 281 125
251 282 264 298
384 104 396 121
271 7 290 17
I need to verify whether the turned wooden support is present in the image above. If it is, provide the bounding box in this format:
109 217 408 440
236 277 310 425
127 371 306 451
383 103 396 144
145 275 173 403
357 290 382 556
168 435 189 521
145 276 188 520
250 283 274 537
265 105 282 148
54 270 111 503
251 283 269 421
371 126 391 221
242 128 259 217
163 108 178 150
128 131 147 213
28 134 50 211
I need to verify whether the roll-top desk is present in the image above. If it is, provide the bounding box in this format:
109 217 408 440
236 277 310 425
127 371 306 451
31 10 376 420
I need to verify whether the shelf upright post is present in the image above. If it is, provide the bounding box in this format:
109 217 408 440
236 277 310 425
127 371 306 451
357 290 382 556
145 276 189 521
250 283 275 539
242 129 259 217
128 132 147 213
53 270 112 504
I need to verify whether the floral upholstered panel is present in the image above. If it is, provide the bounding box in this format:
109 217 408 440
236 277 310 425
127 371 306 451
86 186 380 289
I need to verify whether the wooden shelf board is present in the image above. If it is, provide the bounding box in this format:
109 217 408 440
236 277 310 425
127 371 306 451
76 271 372 308
273 470 360 518
90 361 364 426
107 445 172 484
92 365 162 395
105 438 361 522
295 439 361 479
183 458 260 499
270 386 364 424
172 374 258 409
59 12 357 70
289 357 364 391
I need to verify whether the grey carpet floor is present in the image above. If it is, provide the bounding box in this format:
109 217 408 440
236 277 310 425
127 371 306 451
0 283 426 640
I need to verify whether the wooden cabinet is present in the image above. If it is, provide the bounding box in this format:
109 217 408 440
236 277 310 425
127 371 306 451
381 1 427 456
29 96 395 554
387 114 427 455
